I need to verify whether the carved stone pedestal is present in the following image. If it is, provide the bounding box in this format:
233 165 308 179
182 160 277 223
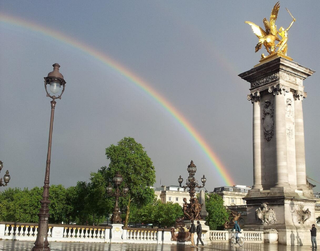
245 190 316 245
239 57 316 245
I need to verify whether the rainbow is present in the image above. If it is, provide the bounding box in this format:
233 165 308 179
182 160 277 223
0 13 235 186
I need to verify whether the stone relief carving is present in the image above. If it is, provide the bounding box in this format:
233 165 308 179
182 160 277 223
251 73 279 88
262 100 274 141
255 203 277 225
296 205 311 224
286 98 293 118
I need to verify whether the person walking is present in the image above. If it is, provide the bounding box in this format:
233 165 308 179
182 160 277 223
311 224 317 249
196 220 204 246
189 220 196 247
233 220 241 243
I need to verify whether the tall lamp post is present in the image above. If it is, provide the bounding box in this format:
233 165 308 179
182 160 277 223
106 172 129 224
178 160 207 221
33 63 66 251
0 161 11 187
178 160 206 199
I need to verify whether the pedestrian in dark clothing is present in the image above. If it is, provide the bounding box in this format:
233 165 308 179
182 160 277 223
189 220 196 247
311 224 317 249
196 220 204 246
233 221 241 243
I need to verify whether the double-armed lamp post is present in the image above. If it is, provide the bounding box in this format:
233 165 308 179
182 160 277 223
33 63 66 251
178 160 206 199
106 172 129 224
0 161 11 187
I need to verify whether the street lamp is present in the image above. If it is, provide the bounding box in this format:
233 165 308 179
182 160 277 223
178 160 207 220
0 161 11 187
178 160 206 199
33 63 66 251
106 172 129 224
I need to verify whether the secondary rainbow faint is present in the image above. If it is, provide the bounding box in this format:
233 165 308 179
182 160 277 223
0 13 235 186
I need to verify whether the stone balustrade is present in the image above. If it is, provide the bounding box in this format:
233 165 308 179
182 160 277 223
0 222 110 243
243 231 264 242
0 222 266 244
123 228 159 243
209 230 229 241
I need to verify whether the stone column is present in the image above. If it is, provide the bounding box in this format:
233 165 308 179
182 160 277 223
273 86 289 188
250 92 262 189
199 189 208 219
294 92 307 189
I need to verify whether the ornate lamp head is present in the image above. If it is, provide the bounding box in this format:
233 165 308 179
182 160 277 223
113 172 123 186
44 63 66 100
187 160 197 176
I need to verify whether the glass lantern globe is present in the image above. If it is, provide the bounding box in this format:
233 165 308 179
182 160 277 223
201 175 207 185
113 172 123 185
106 184 113 194
3 171 10 184
44 63 66 99
187 160 197 175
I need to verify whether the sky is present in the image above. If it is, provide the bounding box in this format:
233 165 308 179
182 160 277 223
0 1 319 192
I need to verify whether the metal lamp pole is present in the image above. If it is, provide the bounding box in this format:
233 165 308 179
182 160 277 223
33 63 66 251
106 172 129 224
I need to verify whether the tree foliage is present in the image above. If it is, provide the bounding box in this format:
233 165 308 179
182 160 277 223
0 185 73 224
0 187 41 223
205 193 229 230
103 137 156 225
129 200 183 228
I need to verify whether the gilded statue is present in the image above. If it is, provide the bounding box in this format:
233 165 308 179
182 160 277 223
245 2 296 58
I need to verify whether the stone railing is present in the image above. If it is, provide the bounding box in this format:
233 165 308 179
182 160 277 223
209 230 264 243
243 230 264 242
209 230 229 241
0 222 265 244
123 227 160 243
0 222 111 243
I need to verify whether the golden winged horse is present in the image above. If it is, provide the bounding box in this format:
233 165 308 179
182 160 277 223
245 2 280 57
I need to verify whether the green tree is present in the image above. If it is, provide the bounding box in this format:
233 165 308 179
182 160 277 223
49 185 69 223
86 171 113 225
68 181 89 225
153 201 183 227
103 137 156 226
129 200 183 228
64 186 77 224
28 187 43 222
0 187 42 223
205 193 229 230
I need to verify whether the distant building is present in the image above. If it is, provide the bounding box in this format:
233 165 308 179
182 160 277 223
213 185 251 207
154 185 193 207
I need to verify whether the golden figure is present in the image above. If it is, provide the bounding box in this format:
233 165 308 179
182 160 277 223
245 2 280 57
277 8 296 56
245 2 296 59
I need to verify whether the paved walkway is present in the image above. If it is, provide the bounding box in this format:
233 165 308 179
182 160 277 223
0 241 317 251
